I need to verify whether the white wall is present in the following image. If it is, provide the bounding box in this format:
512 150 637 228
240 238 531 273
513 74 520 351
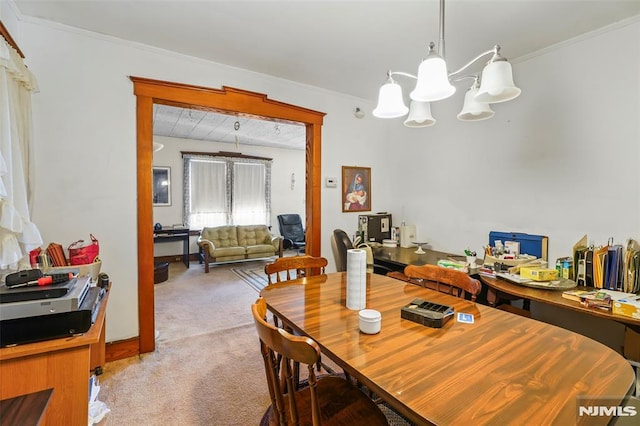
382 18 640 265
151 135 306 257
9 7 640 347
378 18 640 350
0 2 20 37
13 15 388 341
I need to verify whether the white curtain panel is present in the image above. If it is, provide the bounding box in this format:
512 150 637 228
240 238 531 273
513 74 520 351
187 158 227 229
232 162 267 225
183 154 272 228
0 37 42 271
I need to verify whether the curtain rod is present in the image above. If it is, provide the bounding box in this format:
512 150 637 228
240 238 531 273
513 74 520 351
180 151 272 161
0 20 25 58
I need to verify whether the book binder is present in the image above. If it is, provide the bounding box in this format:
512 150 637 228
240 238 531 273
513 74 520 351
604 245 624 290
574 247 593 287
573 236 640 292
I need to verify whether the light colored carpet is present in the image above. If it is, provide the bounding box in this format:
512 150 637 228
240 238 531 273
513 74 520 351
98 260 413 425
98 261 271 425
153 261 271 343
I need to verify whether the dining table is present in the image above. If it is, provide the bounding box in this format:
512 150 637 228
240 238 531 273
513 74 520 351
260 272 635 425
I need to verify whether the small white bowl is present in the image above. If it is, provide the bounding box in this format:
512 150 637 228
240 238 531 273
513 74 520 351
359 309 382 334
382 239 398 248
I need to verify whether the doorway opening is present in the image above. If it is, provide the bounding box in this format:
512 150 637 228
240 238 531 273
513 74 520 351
132 77 325 355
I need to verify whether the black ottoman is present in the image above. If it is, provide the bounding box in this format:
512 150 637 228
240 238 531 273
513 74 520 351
154 262 169 284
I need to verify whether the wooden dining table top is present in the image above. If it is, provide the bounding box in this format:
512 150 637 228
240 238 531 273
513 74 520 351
260 272 635 426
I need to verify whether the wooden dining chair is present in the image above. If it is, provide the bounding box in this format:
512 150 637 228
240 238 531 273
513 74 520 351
252 297 389 426
388 264 482 301
264 255 328 284
264 255 330 385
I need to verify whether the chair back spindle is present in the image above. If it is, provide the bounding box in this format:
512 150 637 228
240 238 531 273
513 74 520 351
389 264 482 301
265 255 328 284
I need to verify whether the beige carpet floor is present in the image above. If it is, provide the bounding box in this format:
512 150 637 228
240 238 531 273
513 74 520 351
98 260 273 425
98 260 413 425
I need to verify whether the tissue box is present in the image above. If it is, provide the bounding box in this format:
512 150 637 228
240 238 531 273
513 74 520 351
613 298 640 319
520 267 558 281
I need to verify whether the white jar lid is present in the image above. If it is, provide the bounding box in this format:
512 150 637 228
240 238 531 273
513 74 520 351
359 309 381 321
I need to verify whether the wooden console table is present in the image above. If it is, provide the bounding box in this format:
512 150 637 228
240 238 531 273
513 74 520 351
0 289 109 425
480 275 640 328
154 227 190 268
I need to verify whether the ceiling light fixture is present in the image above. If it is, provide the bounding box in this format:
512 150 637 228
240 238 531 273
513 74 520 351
234 120 240 148
373 0 521 127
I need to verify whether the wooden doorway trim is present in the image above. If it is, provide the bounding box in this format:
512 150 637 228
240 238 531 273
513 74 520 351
131 77 325 354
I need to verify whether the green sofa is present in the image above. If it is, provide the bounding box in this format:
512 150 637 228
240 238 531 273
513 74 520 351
197 225 283 273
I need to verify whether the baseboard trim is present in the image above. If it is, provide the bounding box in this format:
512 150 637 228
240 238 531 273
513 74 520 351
106 337 140 362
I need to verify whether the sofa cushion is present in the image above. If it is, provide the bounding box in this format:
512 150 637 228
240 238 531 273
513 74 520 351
237 225 272 246
212 246 246 258
246 244 276 257
202 225 239 248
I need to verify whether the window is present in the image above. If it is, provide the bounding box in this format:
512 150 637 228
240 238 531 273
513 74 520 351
183 154 271 229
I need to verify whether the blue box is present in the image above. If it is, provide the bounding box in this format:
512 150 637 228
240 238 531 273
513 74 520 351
489 231 548 260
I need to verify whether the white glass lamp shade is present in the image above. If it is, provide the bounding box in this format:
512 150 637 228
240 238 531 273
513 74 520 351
404 101 436 127
410 56 456 102
457 87 495 121
372 81 409 118
475 61 521 103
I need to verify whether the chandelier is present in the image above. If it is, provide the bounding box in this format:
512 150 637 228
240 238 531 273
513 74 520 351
372 0 521 127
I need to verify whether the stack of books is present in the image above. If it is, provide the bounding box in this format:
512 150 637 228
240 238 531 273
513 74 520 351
562 288 638 311
561 289 599 302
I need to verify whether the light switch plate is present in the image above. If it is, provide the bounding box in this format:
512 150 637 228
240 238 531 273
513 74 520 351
326 177 337 188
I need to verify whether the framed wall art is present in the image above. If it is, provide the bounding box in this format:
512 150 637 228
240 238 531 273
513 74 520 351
152 166 171 206
342 166 371 212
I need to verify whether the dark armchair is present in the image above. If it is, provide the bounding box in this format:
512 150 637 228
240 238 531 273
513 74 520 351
332 229 391 275
277 214 306 253
332 229 354 272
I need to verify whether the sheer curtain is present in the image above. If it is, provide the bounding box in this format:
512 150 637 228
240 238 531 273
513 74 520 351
0 35 42 272
185 158 227 229
183 154 271 229
232 162 267 225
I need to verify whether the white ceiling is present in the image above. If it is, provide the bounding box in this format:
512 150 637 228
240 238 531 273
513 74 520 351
13 0 640 149
153 104 306 150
